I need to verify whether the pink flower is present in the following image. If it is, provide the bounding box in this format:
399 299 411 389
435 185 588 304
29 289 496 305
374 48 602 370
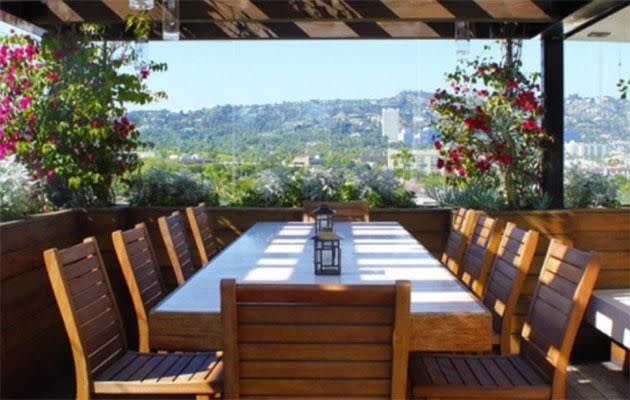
54 49 64 59
19 96 32 110
436 158 445 169
87 153 94 161
46 71 58 83
92 119 101 128
140 68 150 79
434 140 442 150
456 166 466 177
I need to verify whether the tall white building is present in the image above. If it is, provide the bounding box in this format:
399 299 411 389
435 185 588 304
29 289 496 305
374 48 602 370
381 108 401 143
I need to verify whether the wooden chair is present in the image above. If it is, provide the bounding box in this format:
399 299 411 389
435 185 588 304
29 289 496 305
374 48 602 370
483 222 539 355
112 223 166 352
409 239 601 400
186 203 220 266
303 200 370 222
43 237 222 400
459 215 504 298
441 208 478 277
221 279 410 399
158 211 197 286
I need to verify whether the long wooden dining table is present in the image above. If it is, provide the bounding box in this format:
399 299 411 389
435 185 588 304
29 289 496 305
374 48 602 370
149 221 492 352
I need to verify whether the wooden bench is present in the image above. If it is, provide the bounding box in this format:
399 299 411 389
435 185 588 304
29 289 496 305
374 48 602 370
584 288 630 373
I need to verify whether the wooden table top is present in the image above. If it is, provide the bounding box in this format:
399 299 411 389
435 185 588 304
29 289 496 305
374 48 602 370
154 221 488 316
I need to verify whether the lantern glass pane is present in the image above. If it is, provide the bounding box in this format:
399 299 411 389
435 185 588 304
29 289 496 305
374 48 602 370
130 0 154 10
162 0 180 41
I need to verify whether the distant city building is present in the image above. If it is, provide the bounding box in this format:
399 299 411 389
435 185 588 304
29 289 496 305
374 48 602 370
381 108 401 143
290 156 310 168
387 148 441 175
565 140 608 158
179 153 205 164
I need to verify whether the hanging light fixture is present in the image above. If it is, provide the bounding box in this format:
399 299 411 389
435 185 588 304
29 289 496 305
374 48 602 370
454 21 471 58
129 0 154 10
162 0 180 41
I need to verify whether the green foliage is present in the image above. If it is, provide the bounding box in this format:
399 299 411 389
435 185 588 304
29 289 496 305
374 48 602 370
425 182 508 211
125 167 218 207
0 155 45 221
565 168 620 209
238 166 415 208
1 28 166 208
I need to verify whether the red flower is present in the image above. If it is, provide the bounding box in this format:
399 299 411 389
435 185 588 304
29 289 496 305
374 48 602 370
475 159 490 172
456 166 466 177
499 154 513 165
140 68 150 79
91 119 101 128
434 140 443 150
436 158 445 169
507 81 518 91
54 49 64 59
521 120 538 131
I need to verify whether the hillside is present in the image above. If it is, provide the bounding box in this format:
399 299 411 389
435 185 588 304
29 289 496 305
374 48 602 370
128 91 629 156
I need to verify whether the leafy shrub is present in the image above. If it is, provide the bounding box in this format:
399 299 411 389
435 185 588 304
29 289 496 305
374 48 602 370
125 168 218 207
242 166 415 208
0 155 44 221
565 168 619 208
426 183 508 211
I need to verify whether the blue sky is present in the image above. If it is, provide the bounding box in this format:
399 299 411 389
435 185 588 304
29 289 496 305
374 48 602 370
132 39 630 111
1 22 628 111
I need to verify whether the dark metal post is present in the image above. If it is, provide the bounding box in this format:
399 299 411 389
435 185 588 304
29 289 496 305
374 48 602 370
541 28 564 209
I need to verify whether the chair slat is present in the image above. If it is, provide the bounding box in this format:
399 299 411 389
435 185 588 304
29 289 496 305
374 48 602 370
239 343 392 361
187 203 221 265
158 212 197 286
112 223 166 352
482 223 539 355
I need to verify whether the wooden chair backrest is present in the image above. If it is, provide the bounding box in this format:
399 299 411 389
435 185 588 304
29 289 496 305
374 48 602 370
451 207 469 232
186 202 219 266
460 215 504 298
520 240 601 399
482 222 539 354
158 211 196 286
441 209 478 277
221 280 410 399
303 200 370 222
112 223 165 352
43 238 127 399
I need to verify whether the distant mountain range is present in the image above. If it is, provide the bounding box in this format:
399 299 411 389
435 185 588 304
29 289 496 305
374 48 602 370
128 91 629 156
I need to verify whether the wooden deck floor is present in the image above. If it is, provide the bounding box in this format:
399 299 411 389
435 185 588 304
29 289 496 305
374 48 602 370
567 362 629 400
22 361 628 399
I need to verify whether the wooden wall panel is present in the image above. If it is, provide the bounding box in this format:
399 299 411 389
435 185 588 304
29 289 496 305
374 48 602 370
0 210 83 397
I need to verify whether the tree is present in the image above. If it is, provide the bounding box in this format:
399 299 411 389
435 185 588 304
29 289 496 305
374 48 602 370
430 42 551 209
393 147 414 184
1 24 166 207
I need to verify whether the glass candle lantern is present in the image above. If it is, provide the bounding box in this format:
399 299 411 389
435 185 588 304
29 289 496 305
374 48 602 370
312 204 335 233
162 0 180 41
313 231 341 275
